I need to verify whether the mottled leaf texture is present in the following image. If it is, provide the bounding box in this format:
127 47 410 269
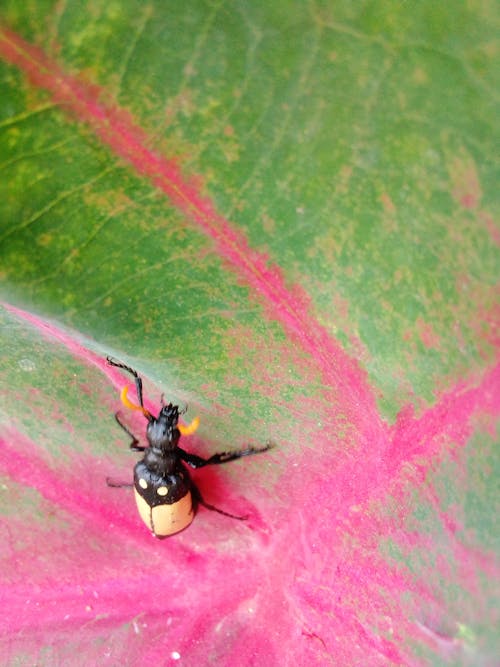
0 2 498 666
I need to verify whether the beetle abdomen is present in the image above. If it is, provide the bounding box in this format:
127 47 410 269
134 461 193 537
134 488 194 537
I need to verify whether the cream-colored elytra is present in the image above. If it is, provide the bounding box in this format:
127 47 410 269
134 488 194 537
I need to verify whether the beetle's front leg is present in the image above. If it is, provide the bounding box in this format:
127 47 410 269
114 413 145 452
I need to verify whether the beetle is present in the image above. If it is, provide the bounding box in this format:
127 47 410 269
106 356 271 538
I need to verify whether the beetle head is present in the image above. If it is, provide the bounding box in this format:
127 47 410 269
146 403 180 450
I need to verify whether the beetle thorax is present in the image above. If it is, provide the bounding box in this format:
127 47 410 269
142 446 178 475
147 420 179 446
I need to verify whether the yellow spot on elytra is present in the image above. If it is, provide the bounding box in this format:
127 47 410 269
139 478 148 489
157 487 169 496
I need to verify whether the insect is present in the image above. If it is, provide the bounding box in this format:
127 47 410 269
106 356 272 538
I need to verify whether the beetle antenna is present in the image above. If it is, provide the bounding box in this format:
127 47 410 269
107 356 152 419
107 356 145 406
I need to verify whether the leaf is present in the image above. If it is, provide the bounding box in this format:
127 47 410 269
0 3 498 665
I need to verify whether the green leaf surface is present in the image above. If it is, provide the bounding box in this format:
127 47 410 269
0 2 498 666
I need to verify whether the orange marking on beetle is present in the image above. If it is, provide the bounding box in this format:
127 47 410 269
121 385 198 433
120 385 151 418
178 416 200 436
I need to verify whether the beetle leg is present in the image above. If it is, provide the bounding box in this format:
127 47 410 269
179 442 273 469
114 412 145 452
106 477 134 488
191 484 248 521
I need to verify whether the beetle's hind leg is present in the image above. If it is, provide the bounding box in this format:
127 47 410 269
191 484 248 521
106 478 134 488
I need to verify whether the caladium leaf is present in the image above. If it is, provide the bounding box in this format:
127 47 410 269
0 3 498 666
